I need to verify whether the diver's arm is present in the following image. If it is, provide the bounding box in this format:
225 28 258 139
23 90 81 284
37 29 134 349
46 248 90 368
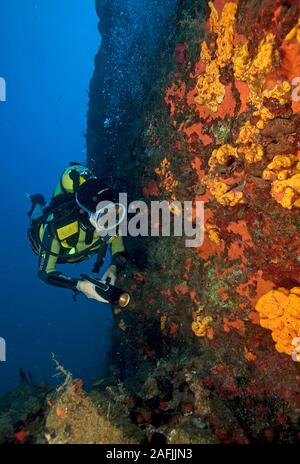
43 272 79 291
37 224 79 291
100 236 126 285
38 225 110 303
110 235 126 269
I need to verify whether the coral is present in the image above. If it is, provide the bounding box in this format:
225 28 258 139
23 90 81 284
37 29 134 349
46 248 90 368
143 180 160 198
205 178 244 206
208 144 238 168
236 121 263 162
160 314 167 331
14 431 28 443
206 77 293 202
87 0 300 445
244 346 256 362
212 2 237 68
271 174 300 209
255 287 300 356
0 380 50 444
263 155 300 209
165 80 186 116
194 60 225 112
175 43 187 64
233 33 277 108
45 386 137 444
223 317 246 335
264 154 298 172
192 314 213 337
232 42 250 81
262 81 292 106
206 223 222 245
253 81 292 130
246 33 276 83
45 361 141 444
155 158 178 194
285 18 300 42
239 142 264 164
193 2 237 112
209 119 232 145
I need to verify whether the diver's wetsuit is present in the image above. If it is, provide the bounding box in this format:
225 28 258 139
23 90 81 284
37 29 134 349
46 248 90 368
29 163 125 292
37 220 125 292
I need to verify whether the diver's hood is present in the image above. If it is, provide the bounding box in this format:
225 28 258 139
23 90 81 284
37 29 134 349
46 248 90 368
76 178 126 232
76 178 117 214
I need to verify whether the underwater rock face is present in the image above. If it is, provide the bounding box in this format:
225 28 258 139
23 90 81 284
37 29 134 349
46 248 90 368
86 0 300 444
45 378 142 444
86 0 176 181
0 381 50 444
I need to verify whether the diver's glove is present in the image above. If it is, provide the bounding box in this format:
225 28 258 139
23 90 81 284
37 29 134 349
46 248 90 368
29 194 46 206
76 280 110 304
26 193 47 218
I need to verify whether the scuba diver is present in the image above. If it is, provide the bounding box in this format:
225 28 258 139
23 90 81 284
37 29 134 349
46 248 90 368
27 163 129 306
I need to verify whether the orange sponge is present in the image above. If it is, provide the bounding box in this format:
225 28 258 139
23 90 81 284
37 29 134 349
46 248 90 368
255 287 300 356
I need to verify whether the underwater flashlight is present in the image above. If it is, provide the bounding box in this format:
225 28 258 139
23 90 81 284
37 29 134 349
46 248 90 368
80 274 130 308
118 292 131 308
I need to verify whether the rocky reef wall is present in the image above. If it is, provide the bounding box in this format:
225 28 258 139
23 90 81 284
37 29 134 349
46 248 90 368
86 0 300 444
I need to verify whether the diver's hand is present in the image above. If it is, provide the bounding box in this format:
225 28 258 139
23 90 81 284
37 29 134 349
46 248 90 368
101 265 117 285
76 280 109 304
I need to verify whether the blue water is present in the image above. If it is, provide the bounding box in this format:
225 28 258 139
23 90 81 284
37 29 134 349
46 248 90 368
0 0 112 396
